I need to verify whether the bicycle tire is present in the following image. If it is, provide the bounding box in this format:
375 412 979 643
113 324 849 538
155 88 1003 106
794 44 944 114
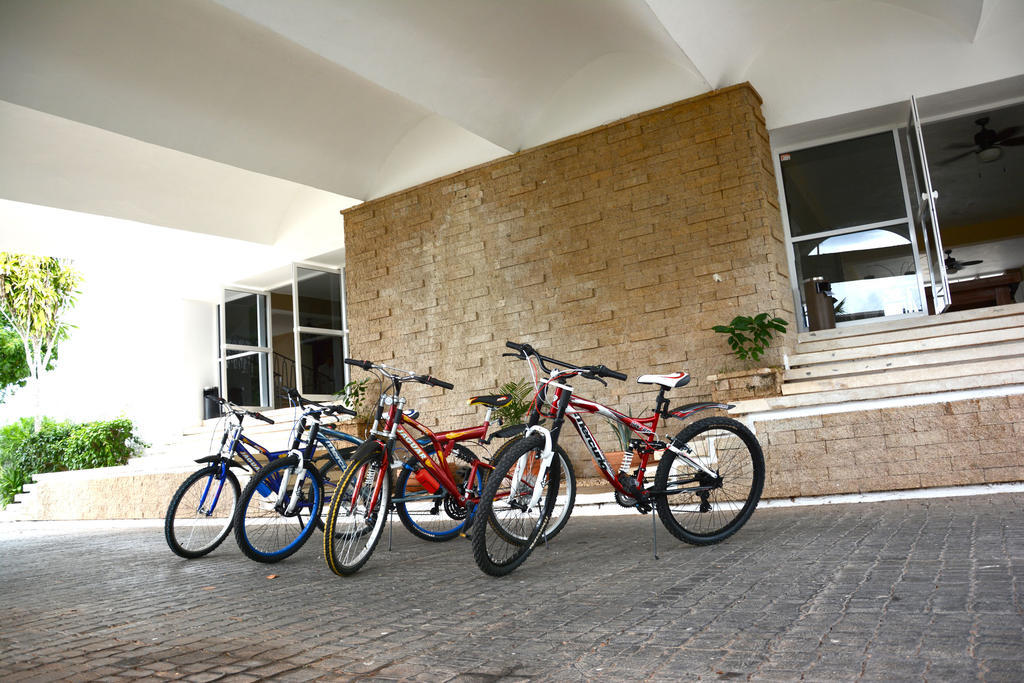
165 465 240 559
654 416 764 545
313 444 357 530
489 437 576 542
323 441 392 576
393 444 484 542
470 434 562 577
233 455 323 563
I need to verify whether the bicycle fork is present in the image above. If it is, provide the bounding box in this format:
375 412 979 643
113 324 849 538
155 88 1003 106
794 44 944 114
512 385 573 513
277 450 309 515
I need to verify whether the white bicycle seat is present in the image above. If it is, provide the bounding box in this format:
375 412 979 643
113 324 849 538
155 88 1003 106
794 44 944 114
636 371 690 389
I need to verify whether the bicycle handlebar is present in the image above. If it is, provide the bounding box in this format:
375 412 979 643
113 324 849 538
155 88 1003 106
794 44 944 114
344 358 454 391
423 376 454 390
504 340 627 382
249 411 275 425
204 393 276 424
284 387 356 418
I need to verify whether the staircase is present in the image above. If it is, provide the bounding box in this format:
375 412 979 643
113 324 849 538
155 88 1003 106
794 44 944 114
731 302 1024 414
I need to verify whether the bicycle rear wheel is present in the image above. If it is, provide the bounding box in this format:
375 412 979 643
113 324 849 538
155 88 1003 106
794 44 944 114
470 434 562 577
394 444 483 542
654 416 764 545
323 441 391 576
165 465 240 558
233 455 323 563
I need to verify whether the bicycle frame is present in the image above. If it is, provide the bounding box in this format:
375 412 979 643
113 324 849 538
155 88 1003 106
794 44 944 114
349 362 500 521
390 413 492 511
519 349 727 506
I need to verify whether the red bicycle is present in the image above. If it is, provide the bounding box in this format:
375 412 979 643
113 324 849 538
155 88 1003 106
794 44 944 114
470 341 765 576
323 358 575 575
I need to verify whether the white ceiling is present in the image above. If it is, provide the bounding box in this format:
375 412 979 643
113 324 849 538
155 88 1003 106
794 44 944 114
1 0 1023 254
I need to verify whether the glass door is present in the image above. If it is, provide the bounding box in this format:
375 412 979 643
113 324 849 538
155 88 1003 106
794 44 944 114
778 131 926 331
906 95 950 314
292 264 347 399
221 288 272 408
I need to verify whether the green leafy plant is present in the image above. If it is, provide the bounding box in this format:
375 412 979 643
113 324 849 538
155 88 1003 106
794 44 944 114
492 379 534 426
336 377 372 422
609 406 634 451
712 313 789 363
0 417 148 509
0 463 27 507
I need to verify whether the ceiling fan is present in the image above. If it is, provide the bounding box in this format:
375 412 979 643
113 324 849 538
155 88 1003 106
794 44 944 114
944 249 983 273
939 116 1024 164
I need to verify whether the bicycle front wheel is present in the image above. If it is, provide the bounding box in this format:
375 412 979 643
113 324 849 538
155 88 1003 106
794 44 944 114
316 448 357 526
654 416 764 545
233 456 323 563
490 437 575 542
470 434 562 577
394 444 484 542
165 465 240 558
323 441 391 576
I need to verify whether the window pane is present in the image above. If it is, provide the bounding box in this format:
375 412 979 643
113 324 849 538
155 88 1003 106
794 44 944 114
781 132 906 237
296 268 342 330
795 226 923 325
224 290 266 346
300 333 343 395
226 352 268 406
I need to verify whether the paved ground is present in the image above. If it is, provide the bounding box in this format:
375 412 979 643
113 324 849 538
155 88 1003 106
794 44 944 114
1 493 1023 682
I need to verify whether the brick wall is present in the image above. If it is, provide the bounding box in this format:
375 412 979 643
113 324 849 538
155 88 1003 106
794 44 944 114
757 394 1024 498
343 84 793 466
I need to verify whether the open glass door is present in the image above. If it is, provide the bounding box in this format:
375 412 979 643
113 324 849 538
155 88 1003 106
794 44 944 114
907 95 950 314
292 265 347 399
221 288 272 408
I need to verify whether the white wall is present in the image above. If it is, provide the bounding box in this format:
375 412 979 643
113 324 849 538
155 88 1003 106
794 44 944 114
0 200 291 445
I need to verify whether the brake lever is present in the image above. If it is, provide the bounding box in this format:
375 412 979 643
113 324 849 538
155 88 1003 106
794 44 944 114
584 372 607 386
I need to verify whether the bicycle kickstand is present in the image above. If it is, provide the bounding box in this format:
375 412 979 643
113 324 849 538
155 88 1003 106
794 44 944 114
387 506 394 552
651 508 659 561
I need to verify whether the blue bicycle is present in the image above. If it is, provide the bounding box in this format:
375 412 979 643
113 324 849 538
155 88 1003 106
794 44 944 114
164 394 360 560
232 391 360 563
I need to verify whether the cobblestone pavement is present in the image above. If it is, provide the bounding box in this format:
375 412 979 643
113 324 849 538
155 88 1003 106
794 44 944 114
2 493 1023 681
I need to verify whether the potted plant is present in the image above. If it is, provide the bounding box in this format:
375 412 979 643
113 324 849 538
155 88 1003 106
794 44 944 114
336 377 373 437
708 313 789 401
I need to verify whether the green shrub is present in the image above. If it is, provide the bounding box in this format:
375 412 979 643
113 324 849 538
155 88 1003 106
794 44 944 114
0 463 26 507
0 417 148 508
62 418 147 470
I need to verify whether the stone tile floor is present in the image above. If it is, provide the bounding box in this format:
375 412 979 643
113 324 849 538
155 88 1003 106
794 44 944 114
1 493 1022 681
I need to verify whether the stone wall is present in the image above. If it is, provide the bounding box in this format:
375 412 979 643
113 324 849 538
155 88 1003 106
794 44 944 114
343 83 793 465
757 394 1024 498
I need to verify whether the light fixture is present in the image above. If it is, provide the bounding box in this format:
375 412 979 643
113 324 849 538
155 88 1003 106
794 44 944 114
977 147 1002 163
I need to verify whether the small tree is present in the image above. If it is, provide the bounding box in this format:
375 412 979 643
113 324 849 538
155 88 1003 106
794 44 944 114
1 320 58 403
0 254 81 430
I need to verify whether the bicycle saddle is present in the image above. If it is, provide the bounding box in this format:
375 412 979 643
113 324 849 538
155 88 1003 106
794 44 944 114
468 394 513 408
636 371 690 389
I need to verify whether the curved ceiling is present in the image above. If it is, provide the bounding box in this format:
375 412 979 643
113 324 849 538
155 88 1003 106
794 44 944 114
0 0 1022 246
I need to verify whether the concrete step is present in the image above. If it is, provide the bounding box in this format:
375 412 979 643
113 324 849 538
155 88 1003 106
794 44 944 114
797 301 1024 344
782 355 1024 395
2 466 203 521
796 312 1024 354
732 367 1024 415
788 326 1024 366
784 340 1024 381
